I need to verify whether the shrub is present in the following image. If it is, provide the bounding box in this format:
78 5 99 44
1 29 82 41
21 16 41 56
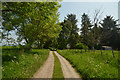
49 47 57 51
74 43 88 49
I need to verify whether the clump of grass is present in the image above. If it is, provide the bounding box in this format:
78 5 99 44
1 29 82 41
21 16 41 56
53 51 64 79
58 49 119 78
2 47 49 78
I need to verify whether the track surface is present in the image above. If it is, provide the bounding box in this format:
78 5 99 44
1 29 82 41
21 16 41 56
33 51 82 79
54 51 81 79
33 51 54 78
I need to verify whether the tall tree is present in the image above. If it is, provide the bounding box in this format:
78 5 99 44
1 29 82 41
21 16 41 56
58 14 79 49
90 9 102 50
81 13 92 48
100 15 120 49
90 24 101 49
66 14 79 48
2 2 61 49
57 20 72 49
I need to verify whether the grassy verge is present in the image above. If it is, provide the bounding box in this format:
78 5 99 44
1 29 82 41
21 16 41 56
53 51 64 79
2 47 49 78
58 49 119 78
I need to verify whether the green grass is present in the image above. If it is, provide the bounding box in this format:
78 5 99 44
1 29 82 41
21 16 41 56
2 46 49 78
58 49 119 78
53 51 64 79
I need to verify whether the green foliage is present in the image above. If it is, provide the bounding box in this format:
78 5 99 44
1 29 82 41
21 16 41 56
2 2 61 49
81 13 92 47
58 14 79 49
66 14 79 48
90 25 101 49
74 42 88 49
49 47 57 51
85 10 102 50
100 16 120 49
58 49 119 78
57 20 72 49
2 47 49 78
2 46 20 49
53 52 64 79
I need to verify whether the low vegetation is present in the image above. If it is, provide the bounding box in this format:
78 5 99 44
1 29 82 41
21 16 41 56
58 49 119 78
53 51 64 79
2 46 49 78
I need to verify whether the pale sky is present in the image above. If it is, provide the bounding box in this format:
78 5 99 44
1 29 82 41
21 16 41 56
62 0 119 2
59 2 118 29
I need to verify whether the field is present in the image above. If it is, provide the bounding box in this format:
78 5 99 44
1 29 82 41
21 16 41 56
2 46 49 78
58 49 119 78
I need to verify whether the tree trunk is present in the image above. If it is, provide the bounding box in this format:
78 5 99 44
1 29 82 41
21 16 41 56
112 49 115 57
24 37 29 44
85 48 87 52
101 49 102 55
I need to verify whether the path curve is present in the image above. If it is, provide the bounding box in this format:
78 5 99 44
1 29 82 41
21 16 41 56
54 51 82 79
33 51 54 78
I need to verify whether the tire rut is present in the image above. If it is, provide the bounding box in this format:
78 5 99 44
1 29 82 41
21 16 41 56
33 51 54 78
54 51 82 79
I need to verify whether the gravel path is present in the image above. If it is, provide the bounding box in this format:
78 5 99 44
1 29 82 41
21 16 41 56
54 51 81 79
33 51 54 78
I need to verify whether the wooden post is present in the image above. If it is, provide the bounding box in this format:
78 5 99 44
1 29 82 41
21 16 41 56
85 48 87 52
112 49 115 57
117 48 119 54
118 49 119 54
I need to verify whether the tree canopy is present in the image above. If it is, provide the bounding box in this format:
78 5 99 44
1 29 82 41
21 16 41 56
58 14 79 49
2 2 61 49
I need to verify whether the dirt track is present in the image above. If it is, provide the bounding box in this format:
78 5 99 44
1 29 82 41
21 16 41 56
54 51 81 79
33 51 54 78
33 51 82 79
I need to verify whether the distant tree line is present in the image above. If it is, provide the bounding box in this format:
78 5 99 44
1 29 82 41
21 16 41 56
1 2 120 50
58 12 120 50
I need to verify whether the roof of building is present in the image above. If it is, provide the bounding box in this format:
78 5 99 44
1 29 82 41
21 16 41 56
102 46 112 48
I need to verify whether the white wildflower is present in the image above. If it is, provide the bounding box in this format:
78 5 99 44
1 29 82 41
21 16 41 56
13 56 16 59
12 60 14 63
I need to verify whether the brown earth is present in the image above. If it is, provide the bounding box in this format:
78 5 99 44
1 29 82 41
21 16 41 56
33 51 82 79
33 51 54 78
54 51 82 79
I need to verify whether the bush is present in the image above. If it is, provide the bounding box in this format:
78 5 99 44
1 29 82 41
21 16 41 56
74 43 88 49
94 44 102 50
49 47 57 51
